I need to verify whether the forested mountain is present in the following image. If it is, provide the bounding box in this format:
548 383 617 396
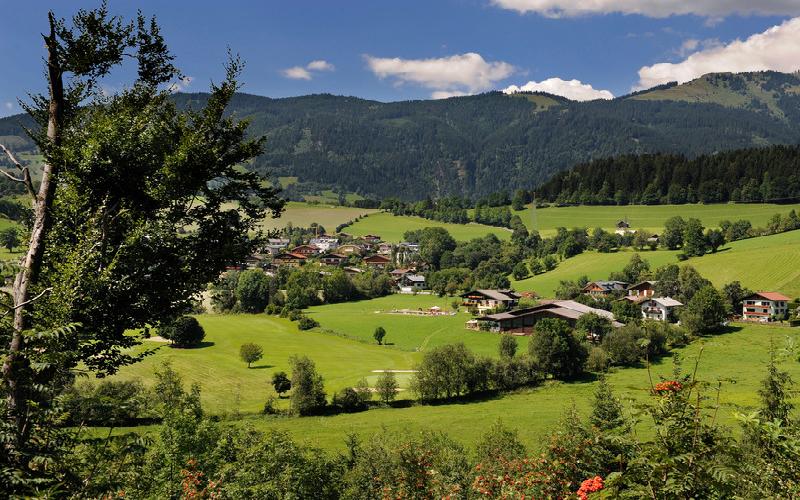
2 71 800 200
536 145 800 205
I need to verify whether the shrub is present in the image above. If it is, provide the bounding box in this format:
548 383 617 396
528 319 588 379
288 309 303 321
235 269 272 313
159 316 205 347
62 379 150 426
499 334 517 359
333 387 366 412
297 316 319 330
375 371 399 404
289 355 326 415
602 325 644 366
239 343 264 368
373 326 386 345
272 371 291 397
586 347 610 373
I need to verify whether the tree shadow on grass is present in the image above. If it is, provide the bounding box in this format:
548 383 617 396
249 364 274 370
169 341 215 349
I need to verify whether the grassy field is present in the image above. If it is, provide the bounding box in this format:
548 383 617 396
112 314 419 414
514 203 800 237
257 201 378 232
347 212 511 242
513 230 800 298
308 294 501 357
107 322 800 452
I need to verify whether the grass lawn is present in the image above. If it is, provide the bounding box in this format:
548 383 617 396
257 201 378 232
111 314 418 414
308 294 501 358
514 230 800 298
347 212 511 242
107 323 800 452
514 203 800 237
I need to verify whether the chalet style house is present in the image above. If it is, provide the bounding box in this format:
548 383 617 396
582 280 628 297
291 244 320 256
627 281 656 298
363 254 391 269
742 292 791 321
337 244 363 256
461 289 520 312
399 274 426 293
319 253 346 266
615 220 633 235
641 297 683 322
272 253 306 267
362 234 382 244
309 236 339 252
467 300 623 334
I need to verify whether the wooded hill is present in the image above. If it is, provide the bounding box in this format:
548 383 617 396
536 145 800 205
2 70 800 201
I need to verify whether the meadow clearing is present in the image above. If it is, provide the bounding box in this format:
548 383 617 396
346 211 511 242
256 201 378 232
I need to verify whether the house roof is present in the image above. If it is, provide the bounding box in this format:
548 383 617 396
651 297 683 307
274 252 306 260
747 292 791 302
481 300 623 327
404 274 425 282
363 254 390 263
461 289 520 302
391 268 411 275
583 280 629 292
627 280 656 290
320 253 345 259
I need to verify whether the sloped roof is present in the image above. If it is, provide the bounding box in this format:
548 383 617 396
462 289 519 302
748 291 791 301
652 297 683 307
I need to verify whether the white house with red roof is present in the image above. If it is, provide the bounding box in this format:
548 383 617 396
742 292 791 321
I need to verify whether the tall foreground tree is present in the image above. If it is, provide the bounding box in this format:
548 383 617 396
0 3 283 478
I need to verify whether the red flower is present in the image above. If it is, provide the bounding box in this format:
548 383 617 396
577 475 604 500
653 380 682 394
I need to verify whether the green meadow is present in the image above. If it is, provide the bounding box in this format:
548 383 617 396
346 211 511 242
106 321 800 452
513 230 800 298
514 202 800 237
256 201 378 232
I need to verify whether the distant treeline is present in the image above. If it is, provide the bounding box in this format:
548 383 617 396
536 145 800 205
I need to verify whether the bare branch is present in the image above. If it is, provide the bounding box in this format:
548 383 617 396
0 144 38 199
0 287 54 319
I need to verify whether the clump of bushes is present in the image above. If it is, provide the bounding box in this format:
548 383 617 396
159 316 205 347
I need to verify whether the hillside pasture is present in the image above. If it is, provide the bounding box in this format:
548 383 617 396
346 211 511 242
513 230 800 298
257 201 378 232
514 203 800 237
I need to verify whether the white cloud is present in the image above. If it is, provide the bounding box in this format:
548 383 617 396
3 102 13 111
169 76 194 92
491 0 800 18
364 52 515 98
503 77 614 101
636 17 800 89
431 90 471 99
281 60 335 80
282 66 313 80
306 60 335 71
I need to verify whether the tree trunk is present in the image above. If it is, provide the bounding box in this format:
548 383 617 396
2 13 63 454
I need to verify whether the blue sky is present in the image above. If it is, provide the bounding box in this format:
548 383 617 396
1 0 799 116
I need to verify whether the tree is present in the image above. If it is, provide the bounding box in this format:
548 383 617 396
0 5 283 473
236 270 272 313
239 343 264 368
408 227 456 270
271 371 291 397
375 370 399 404
621 253 650 283
289 355 326 415
529 258 544 275
705 228 725 253
682 218 707 257
722 281 752 315
159 316 205 347
590 376 625 430
758 345 793 425
373 326 386 345
633 230 649 251
322 268 355 303
612 299 641 324
211 270 241 313
412 343 478 400
661 216 686 249
512 261 528 280
0 227 20 252
285 268 323 309
499 334 518 359
575 313 613 343
680 285 727 334
542 254 558 271
528 319 587 379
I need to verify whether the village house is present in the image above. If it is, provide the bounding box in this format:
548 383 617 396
467 300 623 334
646 234 659 246
362 234 382 244
398 242 420 253
263 238 290 256
582 280 629 297
399 274 426 293
615 220 633 235
641 297 683 322
319 253 346 266
461 289 520 313
627 281 657 299
337 243 363 256
742 292 791 321
363 254 391 269
272 252 306 268
243 254 266 270
390 268 413 281
309 236 339 252
291 244 320 256
343 266 364 276
376 243 393 255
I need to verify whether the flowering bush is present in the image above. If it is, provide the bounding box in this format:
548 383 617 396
653 380 682 394
577 475 604 499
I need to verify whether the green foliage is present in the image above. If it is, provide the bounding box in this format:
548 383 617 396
159 316 205 347
374 371 399 404
576 313 613 343
0 227 20 252
239 343 263 368
210 270 240 313
332 387 366 412
474 420 526 463
498 334 517 359
528 318 588 379
412 343 478 400
680 285 728 334
62 379 151 426
271 371 291 397
590 376 625 431
683 217 708 257
297 316 319 330
235 270 272 313
586 346 610 372
373 326 386 345
289 355 326 415
661 216 686 249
